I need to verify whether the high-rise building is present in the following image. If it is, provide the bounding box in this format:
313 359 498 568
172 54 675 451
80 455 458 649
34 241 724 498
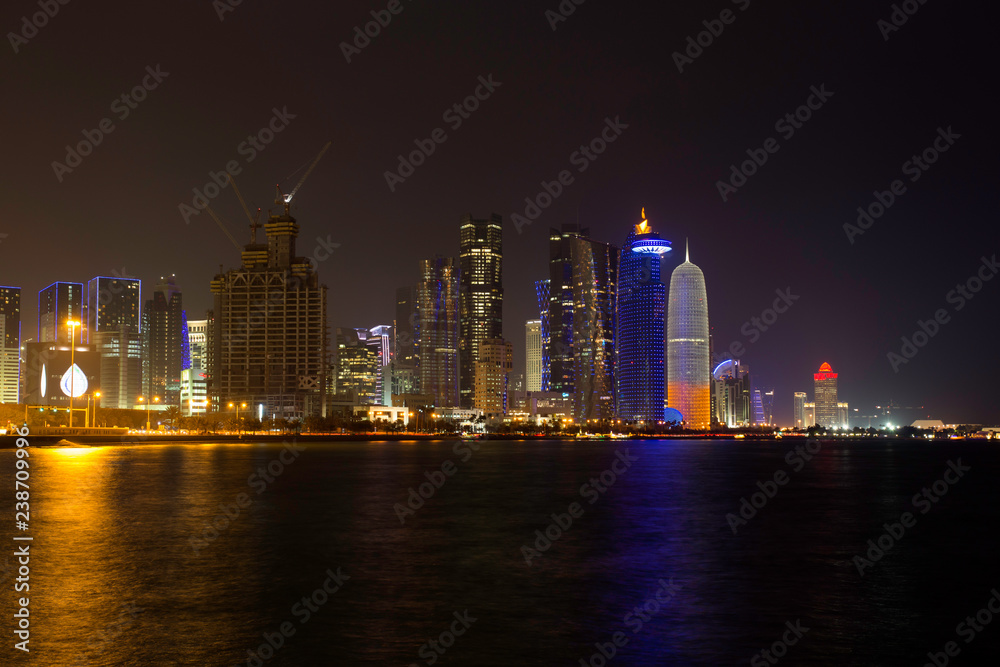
458 214 503 408
368 325 393 401
793 391 807 429
417 257 460 407
667 241 711 429
210 205 328 418
712 359 751 427
474 338 513 416
94 325 143 409
144 275 184 406
534 280 551 391
570 234 618 421
616 209 671 423
87 276 141 342
837 402 850 430
547 226 584 394
813 362 839 428
525 319 542 392
38 282 86 344
395 286 419 368
0 286 21 403
804 402 816 427
186 319 208 373
335 328 380 405
180 318 209 416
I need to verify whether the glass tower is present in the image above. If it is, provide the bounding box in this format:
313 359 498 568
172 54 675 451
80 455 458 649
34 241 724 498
667 241 710 429
418 256 460 407
38 282 86 344
616 209 671 423
458 214 503 408
813 362 839 428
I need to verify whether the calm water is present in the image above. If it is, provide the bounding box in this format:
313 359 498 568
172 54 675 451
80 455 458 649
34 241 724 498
2 438 999 665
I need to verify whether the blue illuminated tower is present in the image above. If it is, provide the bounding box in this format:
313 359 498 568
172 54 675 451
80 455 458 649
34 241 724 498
616 209 672 422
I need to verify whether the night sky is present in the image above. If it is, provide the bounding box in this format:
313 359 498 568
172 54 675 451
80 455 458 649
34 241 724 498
3 0 995 425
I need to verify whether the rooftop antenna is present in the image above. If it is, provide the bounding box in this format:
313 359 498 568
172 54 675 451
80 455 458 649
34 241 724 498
685 238 689 262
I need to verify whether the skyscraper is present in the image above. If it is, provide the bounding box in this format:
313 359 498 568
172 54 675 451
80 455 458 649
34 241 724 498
144 275 184 405
94 325 142 409
525 319 542 392
210 205 328 418
570 234 618 421
547 226 584 393
0 286 21 403
616 209 671 423
667 241 710 429
417 256 460 407
534 280 551 391
474 338 513 416
793 391 807 429
38 282 86 344
458 213 503 408
87 276 141 341
335 328 380 405
814 362 839 428
180 318 209 416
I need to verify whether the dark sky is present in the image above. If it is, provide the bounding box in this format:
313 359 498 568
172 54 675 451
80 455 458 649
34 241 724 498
2 0 995 425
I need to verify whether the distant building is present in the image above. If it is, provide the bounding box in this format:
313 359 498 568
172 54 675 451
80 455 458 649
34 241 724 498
813 362 839 428
616 209 671 423
667 241 711 429
394 286 419 371
458 213 503 408
508 390 574 424
181 318 208 416
837 402 849 429
804 402 816 427
417 256 460 407
712 359 751 427
0 286 21 403
474 338 513 417
143 275 184 406
38 282 86 344
335 328 380 405
793 392 807 429
209 206 328 419
534 280 551 391
525 319 542 392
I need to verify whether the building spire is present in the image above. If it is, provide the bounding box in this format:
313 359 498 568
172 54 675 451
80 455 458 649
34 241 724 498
685 238 689 262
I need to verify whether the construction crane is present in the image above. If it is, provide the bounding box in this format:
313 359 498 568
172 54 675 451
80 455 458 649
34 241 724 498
227 174 263 244
275 141 331 217
204 206 242 252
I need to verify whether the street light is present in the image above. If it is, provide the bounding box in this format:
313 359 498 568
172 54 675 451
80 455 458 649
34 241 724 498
228 402 247 435
139 396 160 431
67 320 80 427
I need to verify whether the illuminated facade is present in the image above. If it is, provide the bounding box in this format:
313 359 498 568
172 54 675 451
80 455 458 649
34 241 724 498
547 226 584 394
813 362 839 428
38 282 86 344
616 209 671 423
525 319 542 392
793 391 807 429
838 402 850 429
143 275 184 406
335 328 380 405
0 286 20 403
712 359 751 427
87 276 140 342
458 214 503 408
667 242 710 429
570 234 618 421
474 338 513 416
180 318 208 416
417 256 460 407
534 280 551 391
94 325 143 409
210 208 328 419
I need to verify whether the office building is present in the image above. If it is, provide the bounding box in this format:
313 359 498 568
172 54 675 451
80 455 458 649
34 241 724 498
417 256 460 407
94 325 143 409
180 317 208 416
38 282 86 344
570 234 618 421
546 226 583 394
525 319 542 392
87 276 141 341
793 392 807 429
186 319 208 373
0 287 21 403
474 338 513 416
804 402 816 427
334 328 381 405
534 280 551 391
813 362 839 428
458 213 503 408
144 275 184 405
667 241 711 429
712 359 751 427
838 402 850 430
616 209 671 423
210 205 328 418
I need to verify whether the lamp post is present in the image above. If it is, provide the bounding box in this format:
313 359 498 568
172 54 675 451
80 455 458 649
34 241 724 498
67 320 80 428
139 396 160 431
228 402 247 435
93 391 101 428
